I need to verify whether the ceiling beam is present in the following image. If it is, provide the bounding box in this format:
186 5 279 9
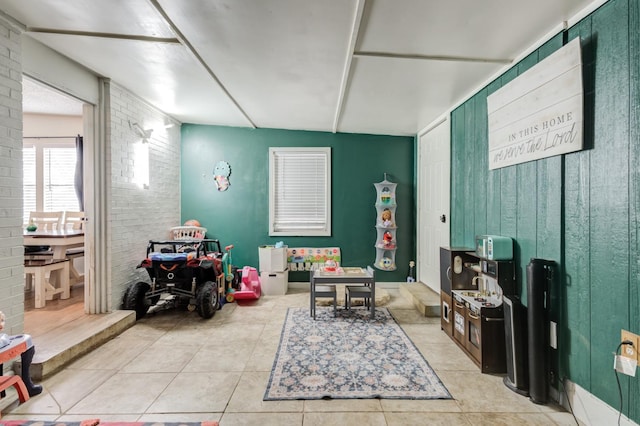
26 28 180 44
332 0 366 134
354 51 512 65
148 0 257 129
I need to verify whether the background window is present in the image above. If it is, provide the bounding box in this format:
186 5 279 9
269 147 331 236
23 140 80 224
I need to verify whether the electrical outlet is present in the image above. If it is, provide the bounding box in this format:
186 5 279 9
620 330 639 362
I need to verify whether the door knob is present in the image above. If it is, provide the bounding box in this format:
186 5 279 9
440 214 446 223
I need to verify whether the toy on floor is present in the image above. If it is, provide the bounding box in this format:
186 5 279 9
226 266 261 302
123 239 223 319
0 311 43 398
407 260 416 282
222 244 241 302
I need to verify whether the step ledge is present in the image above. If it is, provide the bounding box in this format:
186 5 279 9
399 282 441 317
23 310 136 380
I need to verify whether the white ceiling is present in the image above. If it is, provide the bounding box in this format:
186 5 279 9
2 0 598 135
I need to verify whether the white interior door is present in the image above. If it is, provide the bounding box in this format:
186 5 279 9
417 119 450 293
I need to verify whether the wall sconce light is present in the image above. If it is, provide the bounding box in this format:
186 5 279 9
129 120 151 189
133 139 149 189
129 120 153 140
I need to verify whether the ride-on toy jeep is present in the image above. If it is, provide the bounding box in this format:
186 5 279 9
123 239 223 319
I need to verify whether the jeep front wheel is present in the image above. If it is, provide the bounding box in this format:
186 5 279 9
196 280 218 319
123 281 151 320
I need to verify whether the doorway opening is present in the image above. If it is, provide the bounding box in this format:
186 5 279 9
22 77 89 336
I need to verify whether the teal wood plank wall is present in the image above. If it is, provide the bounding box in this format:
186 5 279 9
629 0 640 419
180 124 415 282
449 0 639 421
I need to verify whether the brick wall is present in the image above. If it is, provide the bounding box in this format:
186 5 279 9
0 19 24 334
108 82 181 309
0 23 181 317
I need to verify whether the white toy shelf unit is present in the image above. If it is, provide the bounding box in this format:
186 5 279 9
374 175 397 271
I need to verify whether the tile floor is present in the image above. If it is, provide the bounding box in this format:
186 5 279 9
3 287 579 425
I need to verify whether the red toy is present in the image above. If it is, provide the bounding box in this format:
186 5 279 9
383 231 394 248
226 266 261 302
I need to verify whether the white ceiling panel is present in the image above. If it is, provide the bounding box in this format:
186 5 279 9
0 0 175 37
28 33 251 126
3 0 602 135
358 0 588 60
339 56 501 135
23 77 83 116
158 0 357 131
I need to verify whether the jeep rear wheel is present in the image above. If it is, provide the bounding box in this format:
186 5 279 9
196 280 218 319
123 281 151 320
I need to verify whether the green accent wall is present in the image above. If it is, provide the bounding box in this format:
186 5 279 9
450 0 639 422
181 124 415 282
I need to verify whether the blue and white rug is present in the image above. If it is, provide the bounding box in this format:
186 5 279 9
264 307 451 400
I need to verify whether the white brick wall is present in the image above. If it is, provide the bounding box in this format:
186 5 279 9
0 22 181 317
108 82 181 309
0 19 24 334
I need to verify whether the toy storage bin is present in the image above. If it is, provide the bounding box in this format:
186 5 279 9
260 269 289 296
259 245 288 272
170 226 207 240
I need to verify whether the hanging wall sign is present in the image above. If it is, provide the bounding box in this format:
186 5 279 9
487 38 583 170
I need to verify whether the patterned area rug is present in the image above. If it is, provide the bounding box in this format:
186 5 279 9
264 307 451 400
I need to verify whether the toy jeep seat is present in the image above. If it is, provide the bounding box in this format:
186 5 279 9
148 252 195 286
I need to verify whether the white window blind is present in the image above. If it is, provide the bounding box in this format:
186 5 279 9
23 146 37 223
269 147 331 236
23 141 80 224
44 147 78 211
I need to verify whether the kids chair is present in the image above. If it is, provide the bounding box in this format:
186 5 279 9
345 284 372 311
311 285 337 320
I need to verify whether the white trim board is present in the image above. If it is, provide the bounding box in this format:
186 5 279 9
561 379 639 426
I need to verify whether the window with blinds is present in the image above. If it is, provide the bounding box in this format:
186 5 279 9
23 141 80 224
269 147 331 236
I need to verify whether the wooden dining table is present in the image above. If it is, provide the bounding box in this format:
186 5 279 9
23 229 84 260
24 229 85 289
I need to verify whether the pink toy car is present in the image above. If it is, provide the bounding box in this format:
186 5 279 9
226 266 261 302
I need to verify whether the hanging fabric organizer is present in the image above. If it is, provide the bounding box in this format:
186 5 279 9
374 175 397 271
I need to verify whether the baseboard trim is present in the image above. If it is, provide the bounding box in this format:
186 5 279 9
560 379 638 426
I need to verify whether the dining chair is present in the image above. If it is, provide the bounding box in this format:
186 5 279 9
24 211 64 259
28 211 63 231
62 211 85 230
62 211 85 285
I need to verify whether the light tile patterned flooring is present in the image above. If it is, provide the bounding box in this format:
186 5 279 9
4 288 579 425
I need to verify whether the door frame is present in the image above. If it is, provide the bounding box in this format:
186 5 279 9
417 117 451 293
